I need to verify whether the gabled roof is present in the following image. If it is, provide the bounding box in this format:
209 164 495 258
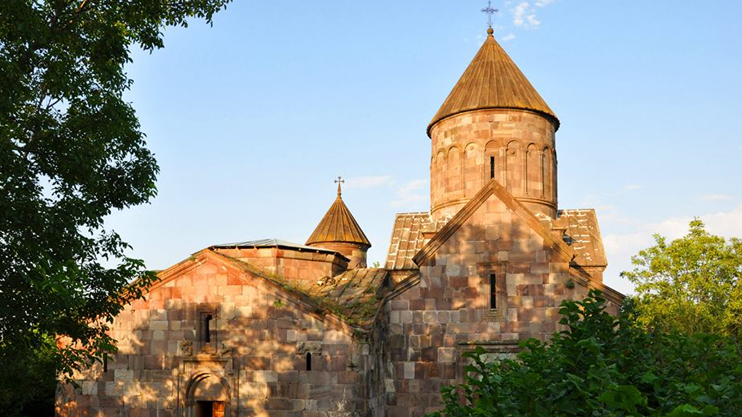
413 179 573 266
410 179 623 303
307 194 371 247
428 29 559 135
151 248 387 330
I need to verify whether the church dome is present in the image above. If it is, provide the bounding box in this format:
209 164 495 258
427 28 559 135
306 182 371 248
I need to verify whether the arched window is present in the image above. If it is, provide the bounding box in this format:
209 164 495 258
204 315 212 343
200 312 214 343
485 141 498 183
306 352 312 371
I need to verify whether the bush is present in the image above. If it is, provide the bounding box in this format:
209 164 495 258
430 291 742 417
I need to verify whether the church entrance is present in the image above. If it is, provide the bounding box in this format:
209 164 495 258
195 401 225 417
185 371 229 417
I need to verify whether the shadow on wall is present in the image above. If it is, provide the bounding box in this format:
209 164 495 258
56 281 359 416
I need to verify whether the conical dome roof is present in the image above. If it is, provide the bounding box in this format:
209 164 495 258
306 187 371 247
428 29 559 135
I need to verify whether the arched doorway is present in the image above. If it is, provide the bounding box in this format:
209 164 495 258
185 372 230 417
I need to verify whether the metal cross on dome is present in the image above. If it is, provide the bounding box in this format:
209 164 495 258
481 0 499 29
335 176 345 196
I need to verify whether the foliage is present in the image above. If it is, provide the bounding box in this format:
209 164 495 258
0 0 232 404
622 220 742 342
0 335 57 416
430 291 742 417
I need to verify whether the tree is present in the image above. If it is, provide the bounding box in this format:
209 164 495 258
0 0 231 411
430 291 742 417
622 220 742 342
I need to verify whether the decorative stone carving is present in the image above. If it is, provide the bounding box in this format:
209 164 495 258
296 341 322 355
181 340 193 357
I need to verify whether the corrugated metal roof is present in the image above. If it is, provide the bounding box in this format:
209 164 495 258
211 238 337 254
428 29 559 134
306 195 371 247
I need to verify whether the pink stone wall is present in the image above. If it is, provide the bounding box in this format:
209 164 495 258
214 247 349 282
308 242 369 269
378 194 620 417
429 109 558 221
56 254 370 417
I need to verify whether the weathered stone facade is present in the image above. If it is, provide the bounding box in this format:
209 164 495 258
430 109 557 220
57 29 623 417
57 250 379 417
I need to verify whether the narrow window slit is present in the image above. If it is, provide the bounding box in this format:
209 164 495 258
490 156 495 179
204 314 213 343
489 273 497 309
306 352 312 371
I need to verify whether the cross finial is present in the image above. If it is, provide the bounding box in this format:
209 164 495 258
335 176 345 197
481 0 498 30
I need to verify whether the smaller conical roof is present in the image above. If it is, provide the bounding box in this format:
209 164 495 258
306 186 371 248
428 28 559 134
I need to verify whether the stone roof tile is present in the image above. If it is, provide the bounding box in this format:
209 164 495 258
553 209 607 267
385 212 432 270
309 268 388 328
306 195 371 247
428 30 558 134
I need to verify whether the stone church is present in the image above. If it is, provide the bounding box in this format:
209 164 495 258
57 27 623 417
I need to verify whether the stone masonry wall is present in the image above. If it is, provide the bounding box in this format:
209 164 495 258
380 194 604 417
309 242 369 269
429 109 557 221
214 247 349 282
56 253 370 417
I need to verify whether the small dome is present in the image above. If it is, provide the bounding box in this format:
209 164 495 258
306 192 370 248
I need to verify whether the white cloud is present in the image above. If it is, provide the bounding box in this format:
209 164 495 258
700 194 734 201
389 179 428 208
601 204 742 295
344 175 393 189
624 184 642 191
513 2 530 27
501 33 516 41
693 205 742 237
526 14 540 27
512 1 544 29
534 0 555 7
651 206 742 240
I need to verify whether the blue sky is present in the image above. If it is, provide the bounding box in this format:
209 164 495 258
108 1 742 295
